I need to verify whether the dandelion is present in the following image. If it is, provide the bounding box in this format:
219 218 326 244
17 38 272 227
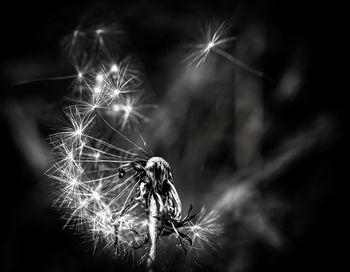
46 20 222 271
47 108 219 269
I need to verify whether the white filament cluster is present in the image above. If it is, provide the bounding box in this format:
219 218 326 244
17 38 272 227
70 63 152 129
47 105 148 254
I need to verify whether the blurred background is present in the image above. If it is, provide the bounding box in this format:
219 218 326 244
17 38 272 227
0 0 346 271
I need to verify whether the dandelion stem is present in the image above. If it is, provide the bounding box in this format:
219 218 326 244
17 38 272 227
147 194 158 272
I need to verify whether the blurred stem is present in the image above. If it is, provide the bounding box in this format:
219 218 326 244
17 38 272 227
147 194 158 272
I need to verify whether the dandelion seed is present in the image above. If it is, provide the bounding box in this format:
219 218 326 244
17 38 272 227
184 22 236 68
93 152 100 160
185 22 272 80
110 64 119 73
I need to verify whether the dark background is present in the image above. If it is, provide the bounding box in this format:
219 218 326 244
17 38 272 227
0 1 346 272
